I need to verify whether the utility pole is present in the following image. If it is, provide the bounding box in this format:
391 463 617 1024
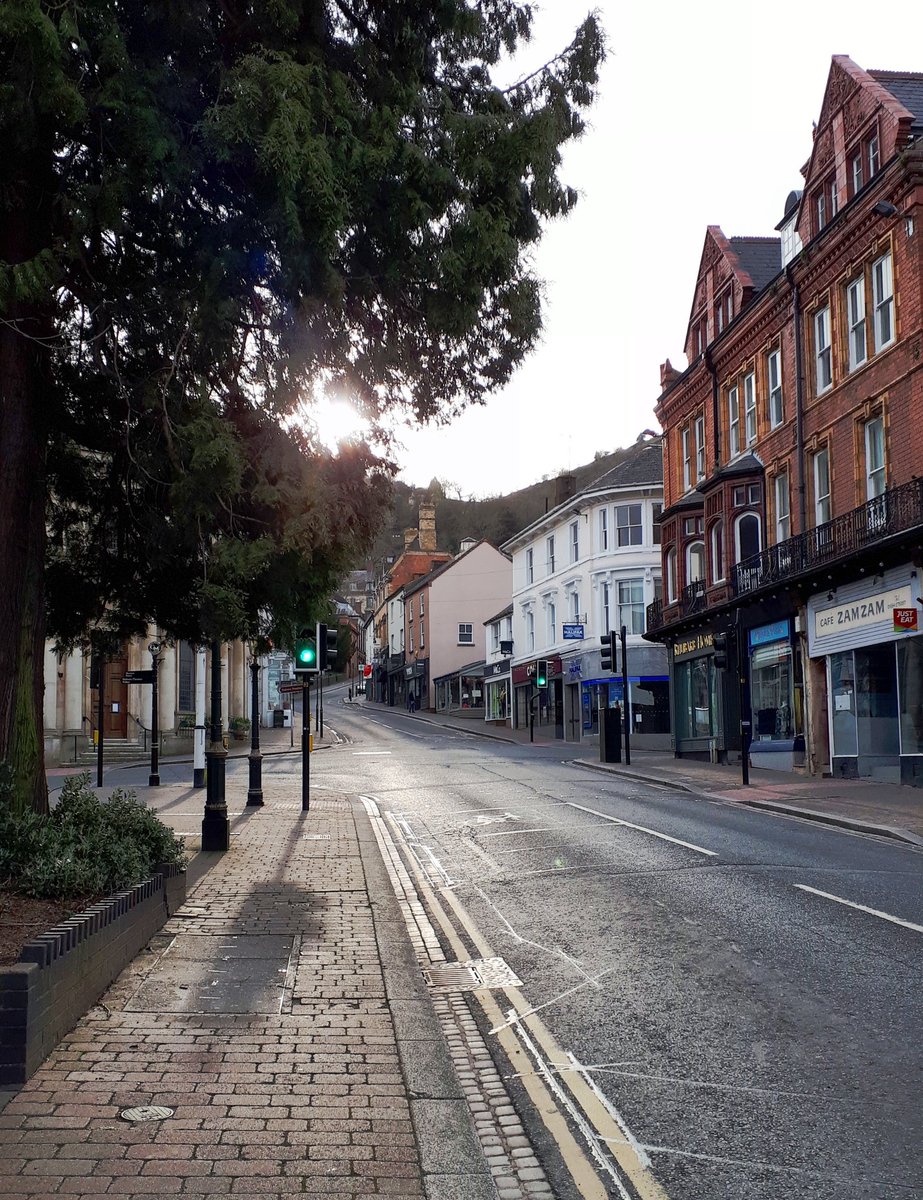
620 624 631 766
302 678 311 812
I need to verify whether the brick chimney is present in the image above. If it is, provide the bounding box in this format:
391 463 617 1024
403 528 417 549
553 474 577 508
660 359 680 391
418 502 437 552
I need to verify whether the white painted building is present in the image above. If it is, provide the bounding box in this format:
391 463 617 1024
501 434 670 745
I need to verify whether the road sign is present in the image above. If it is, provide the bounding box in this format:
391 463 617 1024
122 670 155 685
278 681 302 695
562 623 584 640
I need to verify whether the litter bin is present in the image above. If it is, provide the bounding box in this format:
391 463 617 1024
273 709 285 728
600 705 622 764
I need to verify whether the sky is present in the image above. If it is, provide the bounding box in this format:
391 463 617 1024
333 3 923 499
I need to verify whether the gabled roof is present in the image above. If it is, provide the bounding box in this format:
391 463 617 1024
869 70 923 131
483 604 514 626
403 539 509 598
728 237 782 293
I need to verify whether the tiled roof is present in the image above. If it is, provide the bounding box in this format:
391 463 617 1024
483 604 514 625
585 438 663 491
729 237 782 293
870 70 923 129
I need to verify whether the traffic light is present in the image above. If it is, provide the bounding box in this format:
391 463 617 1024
713 632 729 671
317 623 339 671
293 629 318 676
599 631 616 673
535 659 549 689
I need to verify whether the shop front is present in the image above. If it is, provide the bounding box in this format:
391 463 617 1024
512 657 563 737
579 640 671 749
669 629 739 761
434 661 485 714
807 565 923 785
404 660 427 710
484 659 511 725
747 619 805 772
386 652 405 708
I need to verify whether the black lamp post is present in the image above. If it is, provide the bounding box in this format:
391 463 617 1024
148 641 162 787
201 639 230 850
246 654 264 807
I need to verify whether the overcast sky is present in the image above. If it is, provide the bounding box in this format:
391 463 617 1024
384 2 923 498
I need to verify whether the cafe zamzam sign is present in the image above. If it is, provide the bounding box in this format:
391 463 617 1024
814 585 911 639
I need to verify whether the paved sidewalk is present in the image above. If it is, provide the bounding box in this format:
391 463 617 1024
0 781 497 1199
357 699 923 843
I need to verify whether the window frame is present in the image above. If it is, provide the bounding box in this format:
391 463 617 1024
774 471 791 543
666 548 677 603
570 520 579 563
686 540 706 584
735 511 762 564
743 370 757 446
615 503 643 547
814 306 832 394
525 547 533 584
616 578 645 636
599 507 608 552
546 535 555 575
710 520 725 583
652 502 662 544
872 251 894 352
846 275 867 372
682 425 692 491
457 622 474 646
849 150 863 197
527 610 535 652
694 414 706 481
867 130 880 178
548 601 556 645
601 581 611 634
728 384 741 457
767 348 783 428
864 417 885 499
813 447 831 525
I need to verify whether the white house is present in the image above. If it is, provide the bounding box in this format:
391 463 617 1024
501 434 670 745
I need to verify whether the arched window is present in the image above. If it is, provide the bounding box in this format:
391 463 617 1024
710 521 725 583
666 548 677 602
735 512 762 563
686 541 706 583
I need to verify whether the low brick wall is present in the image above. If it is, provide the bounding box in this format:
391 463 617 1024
0 864 186 1087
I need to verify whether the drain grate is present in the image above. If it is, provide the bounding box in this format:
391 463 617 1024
120 1105 174 1123
303 833 331 840
424 956 521 993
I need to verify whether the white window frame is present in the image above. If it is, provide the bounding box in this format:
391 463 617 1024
572 590 581 622
548 602 556 645
652 502 662 545
526 547 533 584
601 581 611 634
458 623 473 646
813 448 831 525
599 507 608 551
682 425 692 491
686 541 705 584
419 594 424 617
865 417 885 499
527 610 535 653
617 578 645 636
735 512 762 564
666 548 677 603
570 520 579 563
491 623 500 652
694 415 706 481
744 371 757 445
868 131 880 177
767 349 783 428
872 252 894 352
850 151 863 196
615 503 643 547
728 385 741 457
546 535 555 575
847 276 867 371
774 471 791 542
420 621 424 649
814 307 832 393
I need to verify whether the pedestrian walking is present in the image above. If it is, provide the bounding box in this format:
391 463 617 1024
408 692 417 714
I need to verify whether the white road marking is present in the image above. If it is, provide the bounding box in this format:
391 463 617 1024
352 751 393 756
794 884 923 934
479 826 558 838
565 802 718 857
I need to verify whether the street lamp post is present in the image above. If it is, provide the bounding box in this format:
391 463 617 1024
246 655 264 807
202 640 230 850
148 641 162 787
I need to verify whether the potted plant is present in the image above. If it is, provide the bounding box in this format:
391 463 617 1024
229 715 251 741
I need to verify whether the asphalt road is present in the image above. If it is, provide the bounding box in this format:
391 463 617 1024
117 695 923 1199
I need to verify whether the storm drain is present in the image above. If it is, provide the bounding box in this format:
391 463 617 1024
424 956 522 993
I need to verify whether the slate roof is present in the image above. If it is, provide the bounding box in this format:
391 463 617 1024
870 70 923 130
483 604 513 626
729 237 782 293
585 438 663 491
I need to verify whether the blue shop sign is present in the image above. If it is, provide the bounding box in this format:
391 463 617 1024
749 619 790 649
562 623 585 640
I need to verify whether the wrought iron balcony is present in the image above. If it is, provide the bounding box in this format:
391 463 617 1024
734 477 923 596
681 579 707 614
646 597 664 632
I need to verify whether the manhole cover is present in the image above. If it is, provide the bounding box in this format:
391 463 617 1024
120 1105 173 1123
424 957 522 992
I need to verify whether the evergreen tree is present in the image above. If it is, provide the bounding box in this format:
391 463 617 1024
0 0 603 811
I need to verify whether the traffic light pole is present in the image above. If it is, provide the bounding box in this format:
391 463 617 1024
620 625 631 766
736 612 751 786
301 679 310 812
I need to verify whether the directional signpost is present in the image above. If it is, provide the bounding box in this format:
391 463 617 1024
122 670 155 685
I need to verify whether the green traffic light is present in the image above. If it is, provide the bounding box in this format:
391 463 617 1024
298 646 316 664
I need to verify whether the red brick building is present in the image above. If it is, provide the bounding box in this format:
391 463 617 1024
646 56 923 785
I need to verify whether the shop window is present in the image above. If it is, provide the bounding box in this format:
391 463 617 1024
675 658 714 739
830 651 857 757
751 641 800 740
486 681 509 722
897 639 923 755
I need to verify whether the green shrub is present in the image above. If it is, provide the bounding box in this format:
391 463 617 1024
0 775 185 901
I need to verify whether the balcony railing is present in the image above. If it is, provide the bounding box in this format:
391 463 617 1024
681 579 707 615
734 477 923 596
646 597 663 632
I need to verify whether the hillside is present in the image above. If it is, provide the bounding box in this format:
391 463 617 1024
369 433 660 564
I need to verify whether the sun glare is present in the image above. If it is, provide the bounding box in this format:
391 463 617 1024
305 394 370 454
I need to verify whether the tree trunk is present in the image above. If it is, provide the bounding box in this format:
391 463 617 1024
0 214 52 816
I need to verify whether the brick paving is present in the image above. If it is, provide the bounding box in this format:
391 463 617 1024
0 791 463 1199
